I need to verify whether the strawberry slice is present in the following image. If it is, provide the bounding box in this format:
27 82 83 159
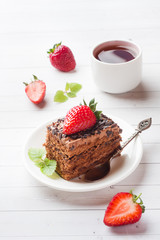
104 190 145 227
23 75 46 104
63 99 102 135
47 42 76 72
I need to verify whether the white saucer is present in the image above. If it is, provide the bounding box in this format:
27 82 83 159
23 115 143 192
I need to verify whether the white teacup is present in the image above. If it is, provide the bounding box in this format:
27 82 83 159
91 40 142 94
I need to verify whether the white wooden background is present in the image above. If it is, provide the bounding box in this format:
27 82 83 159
0 0 160 239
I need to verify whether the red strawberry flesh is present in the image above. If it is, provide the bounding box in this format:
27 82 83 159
25 81 46 104
103 192 144 227
63 105 96 135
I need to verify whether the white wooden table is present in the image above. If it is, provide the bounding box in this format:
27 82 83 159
0 0 160 239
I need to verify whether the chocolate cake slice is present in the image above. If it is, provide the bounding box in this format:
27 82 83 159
44 114 122 180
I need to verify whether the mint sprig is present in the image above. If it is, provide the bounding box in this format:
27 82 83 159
54 90 68 103
28 148 57 176
54 82 82 103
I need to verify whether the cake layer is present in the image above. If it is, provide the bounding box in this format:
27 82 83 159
44 114 122 180
56 145 121 180
45 137 121 180
45 128 121 158
45 114 122 158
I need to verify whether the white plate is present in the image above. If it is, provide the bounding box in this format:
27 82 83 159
24 115 143 192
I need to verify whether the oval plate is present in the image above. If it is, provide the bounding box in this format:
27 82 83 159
23 115 143 192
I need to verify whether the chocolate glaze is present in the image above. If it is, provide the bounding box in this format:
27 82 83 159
85 160 111 181
45 114 122 180
48 114 121 141
84 147 121 181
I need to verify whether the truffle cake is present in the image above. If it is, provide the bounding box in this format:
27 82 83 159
44 114 122 180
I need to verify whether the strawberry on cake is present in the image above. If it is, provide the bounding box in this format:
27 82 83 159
44 99 122 180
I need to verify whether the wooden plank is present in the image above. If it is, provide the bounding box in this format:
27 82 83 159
0 163 160 187
0 1 160 35
0 36 160 68
1 237 160 240
0 108 159 128
0 63 160 97
0 143 159 167
0 210 159 236
0 124 158 146
0 91 160 112
0 0 160 238
0 185 158 211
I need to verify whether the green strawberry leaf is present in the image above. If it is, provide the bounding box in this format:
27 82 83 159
47 42 62 54
89 102 97 112
33 75 38 80
89 98 95 106
94 110 102 120
65 82 70 91
69 83 82 93
67 92 76 98
47 48 54 54
54 90 68 103
81 99 102 120
83 99 87 106
53 42 62 50
23 82 28 86
41 159 57 176
28 148 46 161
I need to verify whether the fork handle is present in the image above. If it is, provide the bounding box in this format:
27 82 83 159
110 129 141 161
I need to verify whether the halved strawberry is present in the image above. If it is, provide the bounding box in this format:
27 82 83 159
23 75 46 104
104 190 145 227
63 99 102 135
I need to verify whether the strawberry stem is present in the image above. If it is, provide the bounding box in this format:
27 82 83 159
134 193 142 202
130 190 145 213
47 42 62 54
83 99 87 106
33 75 38 80
80 98 102 120
23 75 40 86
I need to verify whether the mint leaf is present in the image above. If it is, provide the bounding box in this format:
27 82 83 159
54 90 68 103
28 148 46 161
28 148 57 177
65 82 70 91
41 160 57 176
35 162 45 168
54 82 82 103
67 92 76 98
44 158 50 165
69 83 82 93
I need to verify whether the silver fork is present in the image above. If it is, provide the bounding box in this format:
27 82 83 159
85 118 152 181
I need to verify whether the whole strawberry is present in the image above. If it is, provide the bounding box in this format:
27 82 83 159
23 75 46 104
63 99 102 135
47 42 76 72
104 190 145 227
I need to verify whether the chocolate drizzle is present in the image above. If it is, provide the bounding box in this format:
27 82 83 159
48 114 121 141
